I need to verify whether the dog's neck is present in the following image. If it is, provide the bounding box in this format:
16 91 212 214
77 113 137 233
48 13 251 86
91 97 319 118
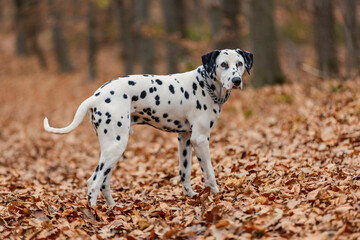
197 66 231 105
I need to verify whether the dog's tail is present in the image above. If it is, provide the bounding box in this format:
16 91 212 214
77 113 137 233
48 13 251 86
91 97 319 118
44 97 94 134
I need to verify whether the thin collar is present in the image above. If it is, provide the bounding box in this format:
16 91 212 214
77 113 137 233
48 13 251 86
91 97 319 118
199 68 231 104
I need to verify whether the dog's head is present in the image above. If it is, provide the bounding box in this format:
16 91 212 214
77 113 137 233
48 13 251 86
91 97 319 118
202 49 253 90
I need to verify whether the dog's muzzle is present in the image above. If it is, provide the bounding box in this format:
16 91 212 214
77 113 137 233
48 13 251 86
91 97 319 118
232 77 242 89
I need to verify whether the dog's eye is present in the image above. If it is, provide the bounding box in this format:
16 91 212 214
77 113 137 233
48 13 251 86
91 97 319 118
237 62 243 67
221 62 228 68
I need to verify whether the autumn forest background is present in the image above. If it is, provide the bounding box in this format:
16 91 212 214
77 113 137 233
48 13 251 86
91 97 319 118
0 0 360 239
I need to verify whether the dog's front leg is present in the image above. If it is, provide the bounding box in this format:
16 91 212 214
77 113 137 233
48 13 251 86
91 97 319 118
190 126 219 194
178 132 197 197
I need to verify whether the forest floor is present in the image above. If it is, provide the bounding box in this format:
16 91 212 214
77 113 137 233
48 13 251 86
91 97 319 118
1 45 360 239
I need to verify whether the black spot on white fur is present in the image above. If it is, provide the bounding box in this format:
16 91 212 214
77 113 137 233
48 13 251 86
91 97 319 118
132 96 139 101
155 95 160 106
196 100 202 110
104 168 111 175
169 85 175 94
184 91 189 99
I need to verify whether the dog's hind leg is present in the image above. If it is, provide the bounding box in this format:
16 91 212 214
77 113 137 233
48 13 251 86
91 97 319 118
100 169 116 205
87 139 128 206
178 132 197 197
87 108 130 206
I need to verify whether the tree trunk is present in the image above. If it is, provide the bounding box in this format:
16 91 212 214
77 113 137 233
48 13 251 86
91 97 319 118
27 0 47 69
247 0 284 87
87 0 97 81
115 0 135 75
173 0 188 39
190 0 206 24
134 0 155 74
161 0 181 73
313 0 338 76
14 0 27 56
219 0 241 49
207 0 223 49
338 0 359 77
48 0 74 72
208 0 241 49
14 0 47 68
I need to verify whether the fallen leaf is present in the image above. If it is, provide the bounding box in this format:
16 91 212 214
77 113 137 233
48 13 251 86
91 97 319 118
215 219 230 228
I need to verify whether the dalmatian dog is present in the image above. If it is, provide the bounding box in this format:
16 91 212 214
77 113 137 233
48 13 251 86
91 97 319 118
44 49 253 206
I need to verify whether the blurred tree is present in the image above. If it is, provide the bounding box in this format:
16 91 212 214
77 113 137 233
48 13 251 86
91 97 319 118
87 0 97 81
161 0 187 73
115 0 135 74
338 0 359 77
247 0 284 87
27 0 47 69
173 0 188 39
48 0 74 72
313 0 338 77
207 0 222 48
134 0 155 74
219 0 241 49
186 0 207 42
208 0 241 49
14 0 27 56
192 0 206 24
14 0 47 69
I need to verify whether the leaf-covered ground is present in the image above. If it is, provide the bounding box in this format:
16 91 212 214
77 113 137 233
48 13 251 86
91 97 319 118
1 50 360 239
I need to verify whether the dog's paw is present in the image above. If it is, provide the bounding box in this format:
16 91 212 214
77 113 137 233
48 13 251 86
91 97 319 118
183 188 198 198
210 186 220 194
105 198 116 206
188 191 198 198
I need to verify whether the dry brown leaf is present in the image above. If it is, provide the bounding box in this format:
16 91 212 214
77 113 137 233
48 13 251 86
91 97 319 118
286 199 300 210
307 188 321 201
215 219 230 228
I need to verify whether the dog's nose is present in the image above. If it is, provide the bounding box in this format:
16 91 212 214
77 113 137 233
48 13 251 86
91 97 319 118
232 77 242 86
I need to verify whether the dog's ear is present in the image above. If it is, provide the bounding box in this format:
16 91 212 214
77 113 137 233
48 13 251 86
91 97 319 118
236 49 253 74
202 50 220 76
